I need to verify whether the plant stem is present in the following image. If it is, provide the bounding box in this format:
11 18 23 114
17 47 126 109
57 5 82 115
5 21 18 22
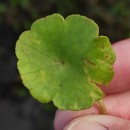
98 99 107 114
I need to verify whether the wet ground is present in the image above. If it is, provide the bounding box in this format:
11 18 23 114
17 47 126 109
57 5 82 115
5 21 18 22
0 96 55 130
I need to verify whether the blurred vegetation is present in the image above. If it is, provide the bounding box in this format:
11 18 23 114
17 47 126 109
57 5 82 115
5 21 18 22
0 0 130 41
0 0 130 130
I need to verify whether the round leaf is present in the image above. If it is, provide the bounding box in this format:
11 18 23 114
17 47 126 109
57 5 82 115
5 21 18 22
16 14 116 110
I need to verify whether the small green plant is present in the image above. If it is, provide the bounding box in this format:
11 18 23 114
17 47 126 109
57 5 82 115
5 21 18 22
15 14 116 111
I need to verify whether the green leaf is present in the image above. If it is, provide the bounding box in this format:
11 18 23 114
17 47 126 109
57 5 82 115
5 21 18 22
16 14 116 110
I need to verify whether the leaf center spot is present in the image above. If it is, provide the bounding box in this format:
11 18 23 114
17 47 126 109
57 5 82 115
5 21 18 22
60 60 65 65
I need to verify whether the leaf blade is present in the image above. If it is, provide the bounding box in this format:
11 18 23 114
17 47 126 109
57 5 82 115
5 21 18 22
16 14 115 110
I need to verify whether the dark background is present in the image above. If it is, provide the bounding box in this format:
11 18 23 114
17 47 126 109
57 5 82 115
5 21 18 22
0 0 130 130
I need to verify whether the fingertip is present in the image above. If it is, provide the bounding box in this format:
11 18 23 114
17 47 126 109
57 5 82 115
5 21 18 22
101 38 130 94
63 115 130 130
54 106 99 130
63 116 107 130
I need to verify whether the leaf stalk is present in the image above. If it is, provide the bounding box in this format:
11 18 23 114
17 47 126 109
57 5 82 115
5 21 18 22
98 99 107 114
